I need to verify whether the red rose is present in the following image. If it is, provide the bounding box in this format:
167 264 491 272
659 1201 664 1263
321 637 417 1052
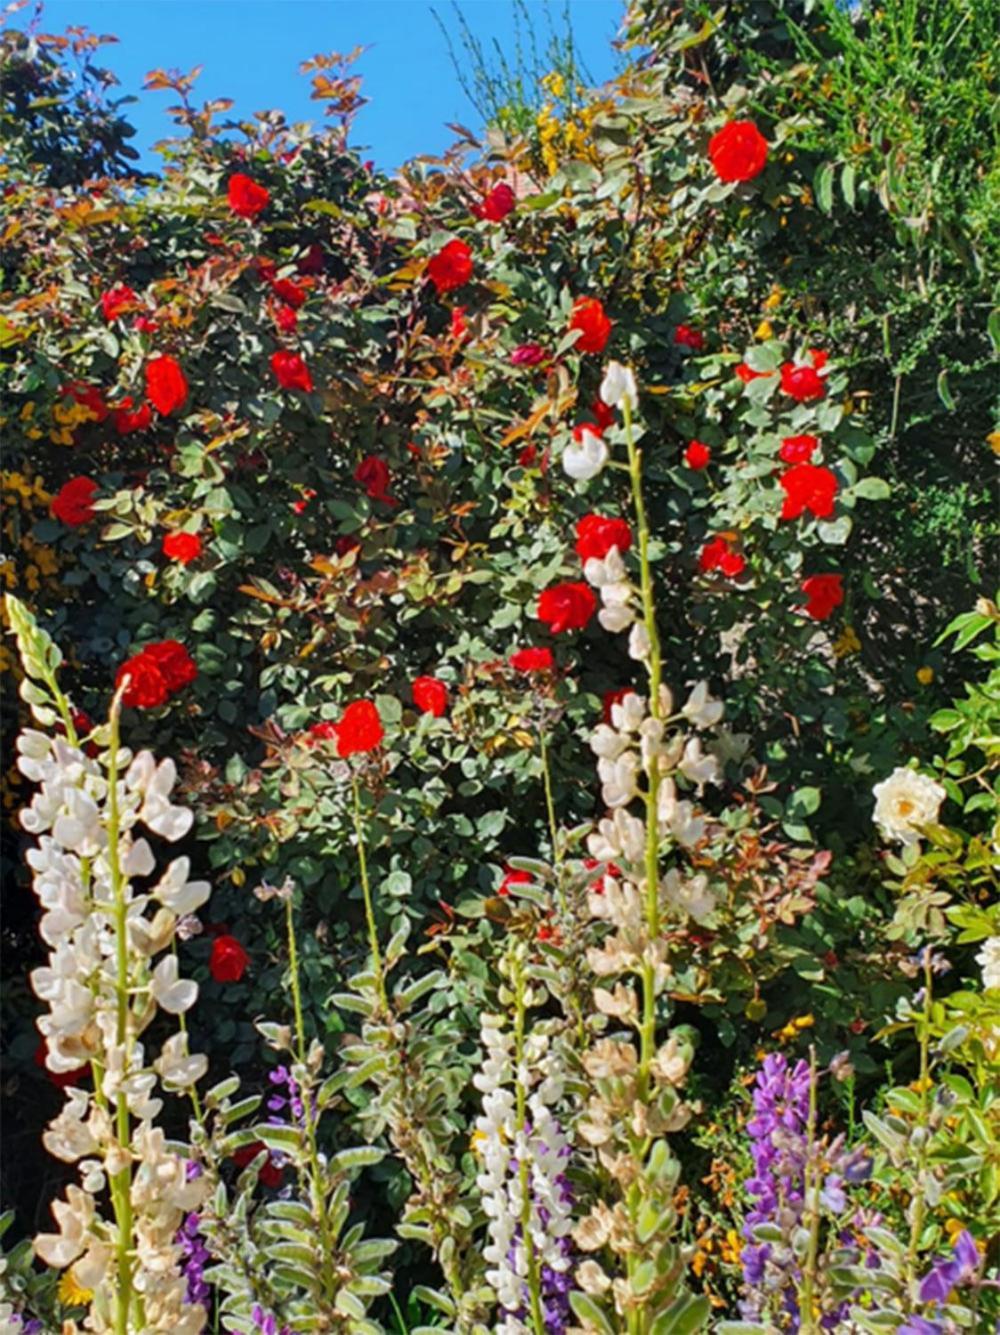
674 324 704 351
412 676 449 717
112 397 152 435
450 306 468 340
133 314 158 335
354 455 393 502
590 397 616 432
574 514 632 562
472 182 516 222
210 934 249 983
780 350 828 402
537 581 597 634
33 1038 89 1089
271 277 307 309
62 382 108 422
162 532 202 565
232 1142 283 1188
799 573 844 621
145 355 188 416
584 856 622 894
427 238 473 294
779 434 818 464
227 173 269 218
143 640 198 692
568 296 612 355
274 303 298 333
307 720 339 745
498 866 531 897
291 488 316 515
510 343 547 366
509 647 554 674
734 362 773 384
101 283 137 322
51 476 98 526
779 464 838 520
699 536 746 579
297 243 326 275
708 120 769 183
684 441 711 470
335 700 384 757
115 652 170 709
270 350 314 393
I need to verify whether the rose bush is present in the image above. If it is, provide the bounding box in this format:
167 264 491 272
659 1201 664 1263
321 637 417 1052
0 1 997 1331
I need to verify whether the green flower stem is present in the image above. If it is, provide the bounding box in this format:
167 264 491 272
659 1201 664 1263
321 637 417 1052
512 946 546 1335
904 952 935 1304
106 693 136 1335
798 1048 822 1335
539 727 561 869
621 394 666 1088
284 891 337 1303
351 772 387 1016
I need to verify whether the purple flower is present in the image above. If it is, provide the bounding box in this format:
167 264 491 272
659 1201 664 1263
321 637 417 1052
176 1210 211 1307
899 1320 943 1335
510 343 548 366
918 1229 981 1305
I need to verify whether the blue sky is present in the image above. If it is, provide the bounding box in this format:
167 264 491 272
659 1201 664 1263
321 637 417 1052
14 0 624 171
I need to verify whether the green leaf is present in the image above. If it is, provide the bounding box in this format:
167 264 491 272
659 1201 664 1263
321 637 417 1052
851 477 891 501
330 1145 386 1174
936 367 956 411
569 1292 616 1335
814 161 835 214
841 162 857 208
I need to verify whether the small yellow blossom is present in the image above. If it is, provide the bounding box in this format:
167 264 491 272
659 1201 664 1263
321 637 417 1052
763 285 783 311
833 625 861 659
917 666 935 685
58 1268 94 1306
754 319 773 341
774 1014 815 1043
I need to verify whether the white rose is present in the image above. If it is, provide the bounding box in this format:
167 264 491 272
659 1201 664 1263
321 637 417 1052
975 937 1000 991
872 766 946 845
599 360 638 411
562 424 608 481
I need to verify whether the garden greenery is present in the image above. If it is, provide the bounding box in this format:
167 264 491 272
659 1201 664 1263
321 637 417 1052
0 1 997 1332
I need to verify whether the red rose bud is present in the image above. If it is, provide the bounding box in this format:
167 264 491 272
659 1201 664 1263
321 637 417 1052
509 647 554 674
271 276 307 309
472 181 516 221
708 120 769 183
568 295 612 355
145 355 188 416
210 934 249 982
227 173 269 218
574 514 632 562
698 536 746 579
799 573 844 621
537 581 597 634
51 476 98 527
510 343 547 367
427 238 473 294
100 283 137 322
498 866 531 897
684 441 711 470
112 397 153 435
335 700 384 757
780 350 829 402
779 464 838 520
162 532 203 565
779 434 819 464
412 676 449 718
674 324 704 351
354 455 393 502
270 350 314 393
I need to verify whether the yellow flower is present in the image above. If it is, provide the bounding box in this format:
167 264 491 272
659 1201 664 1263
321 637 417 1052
987 430 1000 455
58 1268 94 1306
774 1014 814 1043
763 285 784 311
833 626 861 659
754 319 773 341
917 666 935 685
